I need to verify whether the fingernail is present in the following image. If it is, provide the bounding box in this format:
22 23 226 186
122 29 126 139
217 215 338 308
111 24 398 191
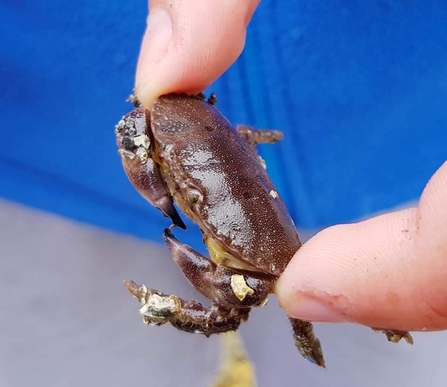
288 297 348 323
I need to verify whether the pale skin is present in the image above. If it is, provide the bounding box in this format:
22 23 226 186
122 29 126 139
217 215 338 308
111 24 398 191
136 0 447 333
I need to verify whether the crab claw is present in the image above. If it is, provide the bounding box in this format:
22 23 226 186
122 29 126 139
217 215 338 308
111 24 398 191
155 196 187 230
116 109 187 231
123 280 146 300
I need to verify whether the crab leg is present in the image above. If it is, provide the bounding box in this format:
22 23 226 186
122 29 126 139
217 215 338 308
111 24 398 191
372 328 413 344
236 125 284 153
162 228 216 299
163 229 273 308
124 281 250 336
290 318 325 367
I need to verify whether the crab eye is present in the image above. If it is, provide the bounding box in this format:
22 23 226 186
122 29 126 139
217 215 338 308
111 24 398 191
188 189 203 204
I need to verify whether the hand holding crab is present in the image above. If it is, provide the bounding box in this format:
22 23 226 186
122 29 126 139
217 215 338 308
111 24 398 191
135 0 447 336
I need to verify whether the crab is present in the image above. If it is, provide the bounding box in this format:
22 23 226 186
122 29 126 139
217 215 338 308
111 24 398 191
115 93 412 368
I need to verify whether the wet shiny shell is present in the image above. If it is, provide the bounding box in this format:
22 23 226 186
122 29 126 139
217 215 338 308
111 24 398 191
149 94 301 276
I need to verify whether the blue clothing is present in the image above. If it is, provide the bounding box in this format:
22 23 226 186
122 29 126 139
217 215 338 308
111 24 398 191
1 1 446 242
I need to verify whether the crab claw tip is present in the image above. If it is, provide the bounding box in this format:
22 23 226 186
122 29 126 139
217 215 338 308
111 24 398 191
123 280 143 299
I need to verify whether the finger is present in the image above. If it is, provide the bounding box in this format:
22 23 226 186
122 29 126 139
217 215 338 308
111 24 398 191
135 0 259 107
276 161 447 332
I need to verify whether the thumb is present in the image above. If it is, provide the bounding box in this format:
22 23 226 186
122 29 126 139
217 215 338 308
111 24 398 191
276 161 447 332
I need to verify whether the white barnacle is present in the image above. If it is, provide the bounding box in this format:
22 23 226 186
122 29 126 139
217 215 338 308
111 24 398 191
139 284 149 304
114 119 126 133
139 152 149 164
135 148 149 164
140 293 181 315
132 134 150 149
230 274 255 301
259 156 267 170
269 190 278 199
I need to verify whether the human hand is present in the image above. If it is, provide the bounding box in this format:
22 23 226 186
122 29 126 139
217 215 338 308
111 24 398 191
276 161 447 332
134 0 259 107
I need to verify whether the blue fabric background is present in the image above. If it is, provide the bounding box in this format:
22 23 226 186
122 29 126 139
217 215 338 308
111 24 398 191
1 1 446 243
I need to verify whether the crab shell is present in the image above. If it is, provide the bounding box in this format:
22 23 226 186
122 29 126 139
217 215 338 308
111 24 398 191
144 94 301 277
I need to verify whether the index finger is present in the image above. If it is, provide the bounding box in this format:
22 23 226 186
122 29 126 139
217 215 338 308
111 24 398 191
135 0 259 107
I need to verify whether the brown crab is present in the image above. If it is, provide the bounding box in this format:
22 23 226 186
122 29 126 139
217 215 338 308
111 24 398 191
115 93 412 368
